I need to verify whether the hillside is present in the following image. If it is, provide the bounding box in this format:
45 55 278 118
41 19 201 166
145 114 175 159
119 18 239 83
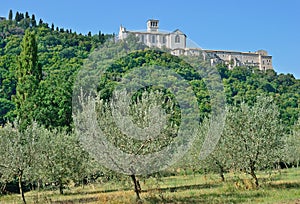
0 10 113 127
0 11 300 203
0 10 299 128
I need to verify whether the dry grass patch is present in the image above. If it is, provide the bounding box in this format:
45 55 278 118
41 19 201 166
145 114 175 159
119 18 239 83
1 168 299 203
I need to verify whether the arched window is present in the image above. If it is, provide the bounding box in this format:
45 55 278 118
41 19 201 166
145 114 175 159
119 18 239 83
175 35 180 43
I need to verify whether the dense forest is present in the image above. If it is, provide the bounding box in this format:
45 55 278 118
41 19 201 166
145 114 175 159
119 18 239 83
0 10 299 203
0 10 113 128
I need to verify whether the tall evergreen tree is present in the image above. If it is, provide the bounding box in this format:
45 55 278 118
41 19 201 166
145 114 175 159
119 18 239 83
31 14 36 27
23 12 30 28
38 19 43 26
19 13 24 21
14 30 42 130
8 9 13 21
25 12 29 19
15 11 20 22
99 30 105 44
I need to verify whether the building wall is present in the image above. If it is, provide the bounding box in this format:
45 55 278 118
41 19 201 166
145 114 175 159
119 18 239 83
261 56 273 70
169 31 186 50
119 20 187 50
134 32 168 48
204 50 273 70
118 20 273 70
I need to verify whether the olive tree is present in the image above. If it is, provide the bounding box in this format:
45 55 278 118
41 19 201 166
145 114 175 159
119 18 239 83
285 118 300 168
0 122 42 204
75 90 181 201
0 122 90 202
226 96 285 187
36 129 89 194
200 113 234 182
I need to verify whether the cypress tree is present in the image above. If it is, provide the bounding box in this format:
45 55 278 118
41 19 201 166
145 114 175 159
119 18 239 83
24 12 30 28
14 30 42 130
38 19 43 26
19 13 24 21
15 11 20 22
31 14 36 27
25 12 29 19
99 31 105 44
8 9 13 21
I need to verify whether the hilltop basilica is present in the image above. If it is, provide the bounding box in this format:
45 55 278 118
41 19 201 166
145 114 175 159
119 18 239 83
118 19 273 70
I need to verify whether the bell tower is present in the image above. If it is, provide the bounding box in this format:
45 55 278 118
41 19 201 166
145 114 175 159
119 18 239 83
147 19 159 32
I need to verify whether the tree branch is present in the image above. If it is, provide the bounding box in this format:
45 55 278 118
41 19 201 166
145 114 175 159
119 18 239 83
0 164 8 169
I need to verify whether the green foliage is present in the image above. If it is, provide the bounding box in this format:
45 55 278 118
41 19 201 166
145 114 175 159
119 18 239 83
1 10 299 129
0 122 42 203
218 65 300 127
0 122 91 199
8 10 13 21
0 11 112 127
199 116 231 181
36 128 89 194
285 118 300 167
0 98 15 124
0 10 299 200
216 96 284 186
13 29 41 130
198 95 287 186
97 49 207 120
75 89 182 200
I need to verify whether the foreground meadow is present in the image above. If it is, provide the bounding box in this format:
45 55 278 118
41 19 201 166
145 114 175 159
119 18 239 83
1 168 299 204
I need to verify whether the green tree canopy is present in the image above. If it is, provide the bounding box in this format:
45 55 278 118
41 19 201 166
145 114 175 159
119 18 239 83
13 29 42 130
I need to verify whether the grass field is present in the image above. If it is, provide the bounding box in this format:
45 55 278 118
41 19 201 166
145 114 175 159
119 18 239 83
1 168 299 203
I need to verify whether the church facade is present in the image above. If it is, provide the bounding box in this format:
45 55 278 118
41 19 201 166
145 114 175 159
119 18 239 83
118 19 273 70
119 19 187 50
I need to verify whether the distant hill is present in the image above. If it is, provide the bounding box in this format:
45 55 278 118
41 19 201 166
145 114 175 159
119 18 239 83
0 10 299 129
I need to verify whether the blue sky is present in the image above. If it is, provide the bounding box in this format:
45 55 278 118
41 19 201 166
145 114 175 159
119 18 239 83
1 0 299 78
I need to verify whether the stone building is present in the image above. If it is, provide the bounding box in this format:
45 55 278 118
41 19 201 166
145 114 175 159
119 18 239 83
118 19 273 70
119 19 187 50
205 49 273 70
